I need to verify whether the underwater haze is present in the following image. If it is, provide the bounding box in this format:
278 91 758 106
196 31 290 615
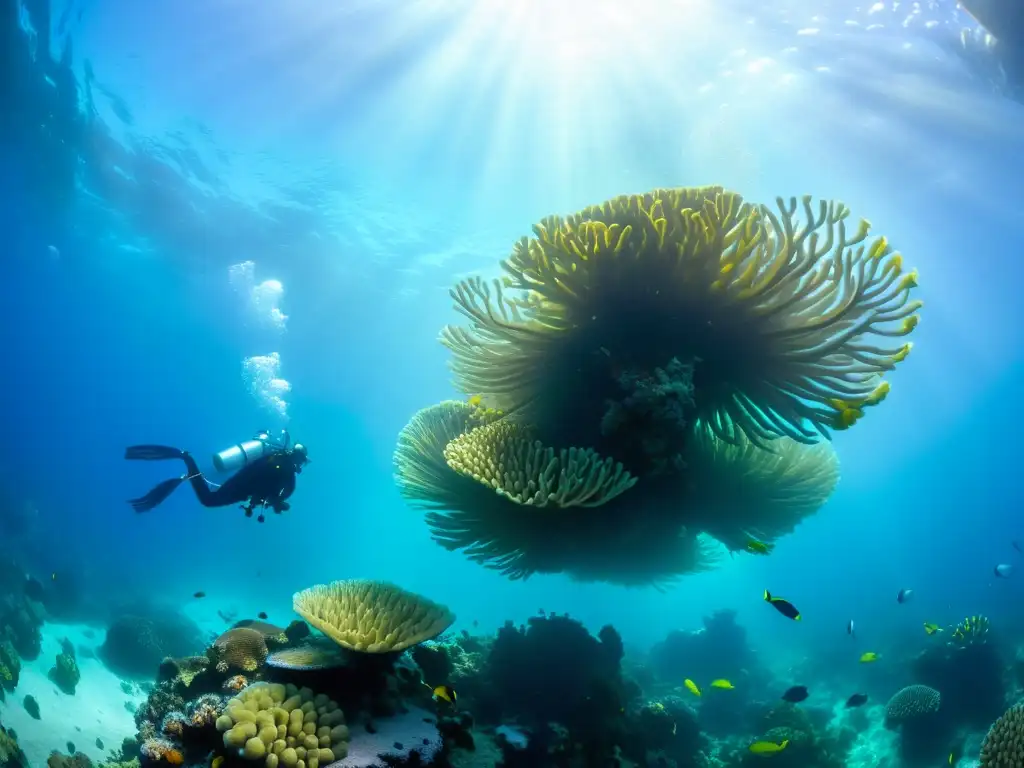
1 0 1024 766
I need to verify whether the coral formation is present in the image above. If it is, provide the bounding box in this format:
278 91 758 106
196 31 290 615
0 724 25 767
215 682 348 766
0 639 19 694
980 704 1024 767
292 580 454 653
209 627 270 673
395 187 920 583
48 637 80 695
22 694 39 719
884 684 944 764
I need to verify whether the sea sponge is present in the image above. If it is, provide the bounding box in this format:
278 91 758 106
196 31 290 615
158 654 210 687
980 704 1024 767
210 627 269 673
292 580 454 653
443 420 636 507
884 684 941 727
216 682 349 767
442 186 919 450
681 421 840 551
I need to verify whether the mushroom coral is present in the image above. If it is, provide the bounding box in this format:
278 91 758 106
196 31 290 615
395 186 920 585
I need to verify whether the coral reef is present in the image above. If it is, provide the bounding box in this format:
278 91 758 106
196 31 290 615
395 187 921 584
0 724 26 767
912 614 1004 728
292 580 455 653
209 627 270 673
216 682 349 765
49 637 81 695
980 703 1024 766
0 639 19 695
884 684 944 764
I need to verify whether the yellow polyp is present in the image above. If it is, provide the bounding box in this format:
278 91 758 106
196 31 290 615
653 218 667 241
901 315 919 334
829 398 848 411
865 380 890 406
614 226 631 253
840 407 862 427
884 253 903 274
891 343 912 363
899 269 919 290
570 241 586 260
869 236 889 259
721 262 736 275
710 280 724 292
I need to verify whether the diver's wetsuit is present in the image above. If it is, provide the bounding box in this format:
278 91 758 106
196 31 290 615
125 445 298 520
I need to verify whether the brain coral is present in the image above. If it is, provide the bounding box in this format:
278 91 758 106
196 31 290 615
216 682 348 767
884 685 941 727
980 704 1024 767
292 580 454 653
211 627 269 673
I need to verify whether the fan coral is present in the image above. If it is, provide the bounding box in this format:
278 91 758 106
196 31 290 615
395 187 920 586
683 423 839 551
265 638 346 671
443 187 919 448
980 704 1024 767
884 684 941 726
216 682 348 766
210 627 269 673
292 580 454 653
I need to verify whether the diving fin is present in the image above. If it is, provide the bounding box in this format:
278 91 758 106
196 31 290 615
124 445 185 461
127 476 185 513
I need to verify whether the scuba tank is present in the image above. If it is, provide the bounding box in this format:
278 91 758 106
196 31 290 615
212 431 285 473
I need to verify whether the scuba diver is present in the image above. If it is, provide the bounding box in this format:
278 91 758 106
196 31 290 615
124 430 309 522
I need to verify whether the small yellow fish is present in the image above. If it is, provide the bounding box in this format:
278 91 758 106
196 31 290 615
859 652 880 663
684 679 701 697
749 739 789 755
467 394 482 407
745 538 774 555
924 622 943 635
710 679 734 690
432 684 457 705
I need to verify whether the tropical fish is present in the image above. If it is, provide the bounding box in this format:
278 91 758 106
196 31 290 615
749 739 789 755
710 679 734 690
923 622 943 635
684 679 701 697
51 572 57 581
745 538 774 555
781 685 808 703
193 591 206 599
859 652 880 663
432 685 457 705
897 589 914 603
846 693 868 708
847 620 855 638
764 591 801 620
994 564 1013 578
257 612 268 620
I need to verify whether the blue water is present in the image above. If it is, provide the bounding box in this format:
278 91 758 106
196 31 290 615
2 0 1024 678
